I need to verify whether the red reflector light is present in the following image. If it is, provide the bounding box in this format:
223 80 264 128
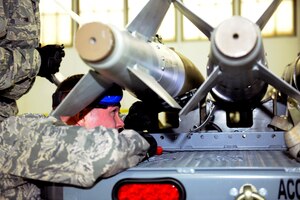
118 183 179 200
112 178 185 200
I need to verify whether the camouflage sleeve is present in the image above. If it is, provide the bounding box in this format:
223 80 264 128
0 47 40 99
0 0 41 99
0 113 150 187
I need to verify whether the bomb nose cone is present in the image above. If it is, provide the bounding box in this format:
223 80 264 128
75 22 115 62
215 16 258 58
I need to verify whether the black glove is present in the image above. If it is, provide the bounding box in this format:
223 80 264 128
36 44 65 83
124 101 159 132
140 133 157 161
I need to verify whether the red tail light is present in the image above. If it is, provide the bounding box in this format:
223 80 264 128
112 178 186 200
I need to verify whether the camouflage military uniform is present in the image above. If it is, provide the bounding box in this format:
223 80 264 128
0 0 41 122
0 113 150 199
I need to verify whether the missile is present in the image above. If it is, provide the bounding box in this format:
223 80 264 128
282 53 300 90
174 0 300 116
51 0 204 117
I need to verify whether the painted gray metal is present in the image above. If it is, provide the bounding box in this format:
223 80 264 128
63 149 300 200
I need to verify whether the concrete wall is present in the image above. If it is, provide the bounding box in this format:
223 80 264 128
17 3 300 115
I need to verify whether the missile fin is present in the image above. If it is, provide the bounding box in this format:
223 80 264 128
50 70 113 117
172 0 213 39
128 65 181 109
179 67 221 116
255 62 300 103
52 0 82 25
256 0 282 30
126 0 171 41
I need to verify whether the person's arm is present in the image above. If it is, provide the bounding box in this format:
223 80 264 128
0 0 41 99
0 113 149 187
0 47 40 99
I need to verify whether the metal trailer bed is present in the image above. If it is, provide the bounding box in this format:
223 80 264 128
60 131 300 200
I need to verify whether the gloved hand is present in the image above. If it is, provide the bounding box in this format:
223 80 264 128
124 101 159 132
139 133 158 161
36 44 65 83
